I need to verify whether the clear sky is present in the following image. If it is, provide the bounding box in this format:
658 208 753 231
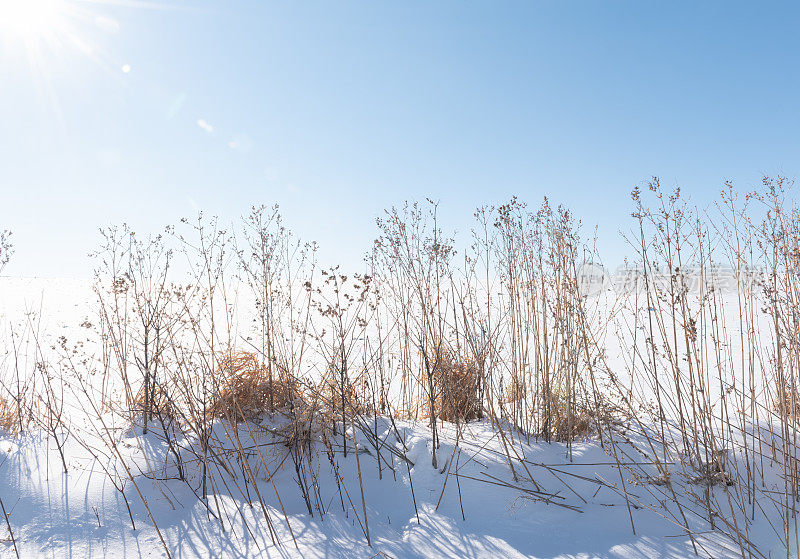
1 1 799 277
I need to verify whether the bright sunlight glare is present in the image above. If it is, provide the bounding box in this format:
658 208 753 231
0 0 134 99
0 0 68 40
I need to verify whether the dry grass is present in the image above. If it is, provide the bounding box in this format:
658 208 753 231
316 371 371 418
542 392 593 442
206 351 303 423
131 381 179 424
276 399 329 450
75 180 800 556
502 378 526 405
772 386 800 421
0 395 35 437
432 351 481 423
0 397 20 436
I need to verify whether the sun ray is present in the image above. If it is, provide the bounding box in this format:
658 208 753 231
0 0 131 117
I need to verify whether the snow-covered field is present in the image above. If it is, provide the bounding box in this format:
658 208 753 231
0 276 795 558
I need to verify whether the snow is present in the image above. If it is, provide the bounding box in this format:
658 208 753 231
0 420 741 559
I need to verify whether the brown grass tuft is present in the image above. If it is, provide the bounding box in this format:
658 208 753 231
131 381 179 424
542 392 593 442
432 351 481 423
501 378 526 405
772 386 800 421
316 371 371 418
0 395 35 437
206 351 303 423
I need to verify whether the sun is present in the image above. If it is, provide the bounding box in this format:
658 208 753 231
0 0 69 41
0 0 132 112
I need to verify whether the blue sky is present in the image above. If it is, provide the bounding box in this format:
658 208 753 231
1 1 799 276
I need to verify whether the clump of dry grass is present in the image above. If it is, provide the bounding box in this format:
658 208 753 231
0 398 21 436
316 371 371 418
276 400 329 450
206 351 303 423
542 391 593 442
432 351 481 423
131 381 179 425
772 386 800 421
501 378 526 406
0 394 35 437
689 460 734 487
